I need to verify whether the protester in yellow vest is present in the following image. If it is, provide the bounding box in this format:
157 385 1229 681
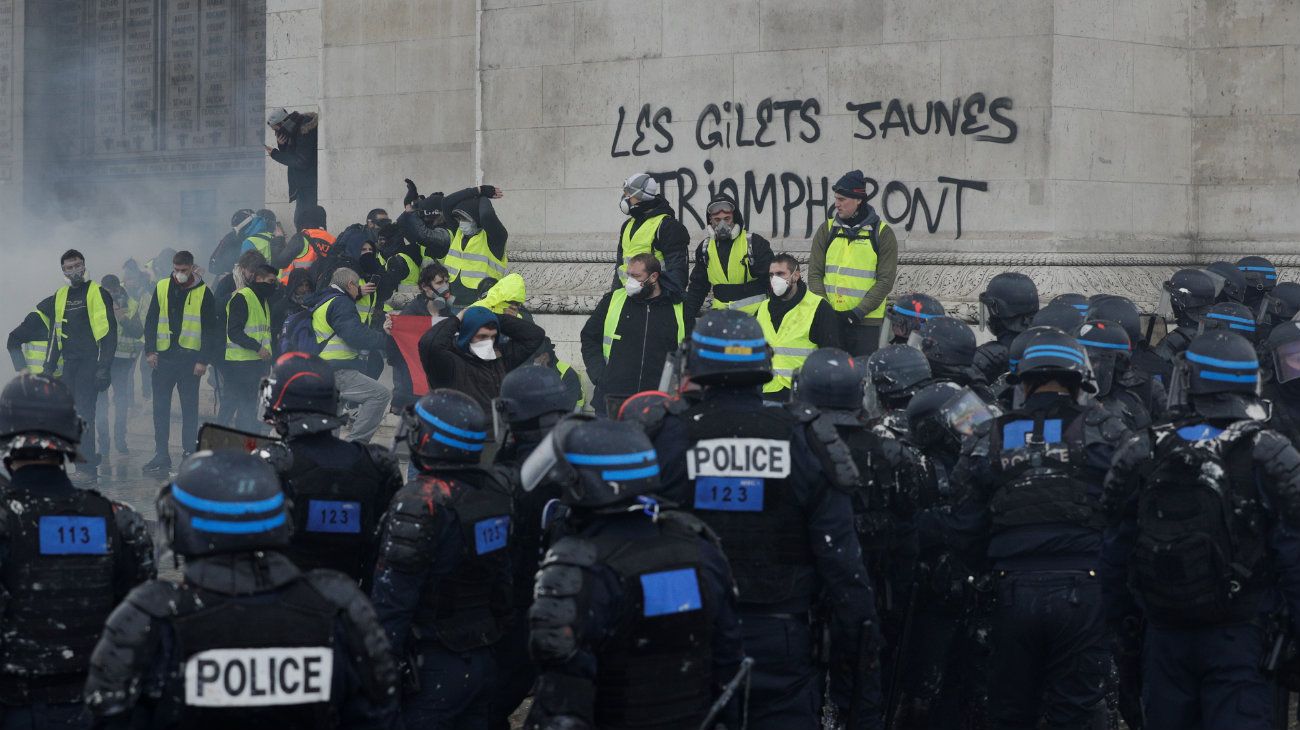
529 337 585 411
807 169 900 357
612 173 690 303
219 264 278 432
95 275 142 460
142 250 220 476
5 249 117 484
755 253 843 400
685 192 774 321
444 186 508 306
582 253 685 416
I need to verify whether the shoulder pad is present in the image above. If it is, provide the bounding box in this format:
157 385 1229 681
85 585 175 716
258 441 294 473
364 442 401 475
301 570 400 705
1252 427 1293 460
1082 405 1129 444
111 501 150 542
377 486 443 572
657 510 722 547
786 402 819 423
111 502 157 582
804 413 861 492
124 579 194 619
541 536 598 569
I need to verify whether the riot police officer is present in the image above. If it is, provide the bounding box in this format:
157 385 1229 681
793 348 921 710
935 326 1128 728
1237 255 1278 324
1154 268 1218 365
371 389 514 726
863 343 934 435
881 291 944 348
651 309 883 729
1051 292 1090 315
1263 321 1300 444
1205 260 1249 304
974 272 1039 383
1104 331 1300 730
901 381 998 728
84 451 399 728
261 353 404 584
0 374 154 727
917 316 996 402
488 365 576 729
521 417 745 730
1088 294 1170 406
1078 319 1153 429
1031 300 1083 334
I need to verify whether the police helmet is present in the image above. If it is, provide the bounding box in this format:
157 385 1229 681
1204 261 1248 304
616 390 676 439
1085 295 1142 345
1181 331 1260 397
0 374 84 461
906 381 994 453
919 317 976 366
865 345 932 405
884 292 944 346
1051 293 1090 315
1005 326 1096 393
403 389 489 469
1161 269 1217 322
1032 301 1085 334
685 310 772 387
497 365 573 425
1268 282 1300 321
158 451 291 558
1077 320 1131 397
259 353 340 436
793 348 861 411
978 272 1039 334
1200 301 1259 343
1237 255 1278 296
520 416 659 510
1268 321 1300 385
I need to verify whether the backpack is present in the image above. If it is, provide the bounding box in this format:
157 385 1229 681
209 231 242 276
278 293 340 357
1129 421 1267 626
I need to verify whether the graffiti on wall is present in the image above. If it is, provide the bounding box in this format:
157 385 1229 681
608 94 1017 240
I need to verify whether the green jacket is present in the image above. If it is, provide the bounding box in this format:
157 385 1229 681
807 206 898 322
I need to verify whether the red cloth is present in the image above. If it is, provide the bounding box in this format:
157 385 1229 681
390 315 433 395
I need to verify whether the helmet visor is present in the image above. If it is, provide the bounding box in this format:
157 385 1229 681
1274 339 1300 384
906 330 925 350
1202 270 1228 299
978 298 992 332
940 391 995 438
519 428 561 493
862 381 883 419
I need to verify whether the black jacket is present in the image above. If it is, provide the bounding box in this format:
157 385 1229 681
225 287 274 356
268 112 319 203
611 198 690 304
580 290 682 416
418 314 546 413
7 282 118 371
143 277 221 366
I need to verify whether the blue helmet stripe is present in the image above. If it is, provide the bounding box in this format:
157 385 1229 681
191 512 288 535
892 304 938 320
565 450 657 466
172 485 284 515
1238 266 1276 273
601 464 660 480
431 430 485 452
1228 323 1256 332
695 349 768 362
1206 312 1255 325
1025 344 1085 356
691 332 767 348
1023 351 1086 365
1199 370 1258 383
1070 304 1090 312
1078 338 1128 351
415 401 488 440
1185 351 1257 370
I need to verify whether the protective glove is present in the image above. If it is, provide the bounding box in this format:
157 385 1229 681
838 309 861 328
403 178 421 207
478 185 499 198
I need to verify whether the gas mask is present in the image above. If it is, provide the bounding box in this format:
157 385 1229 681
63 264 86 286
619 195 634 215
712 220 734 239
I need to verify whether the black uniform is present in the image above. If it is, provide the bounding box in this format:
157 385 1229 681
937 392 1127 728
84 552 399 729
0 465 153 725
279 432 404 584
654 388 883 728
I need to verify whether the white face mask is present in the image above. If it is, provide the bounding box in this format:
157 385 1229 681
458 219 479 237
770 275 790 297
624 278 644 297
470 338 498 361
174 271 190 285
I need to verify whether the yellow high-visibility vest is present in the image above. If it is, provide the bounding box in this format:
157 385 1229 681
155 278 206 352
446 229 507 291
20 310 58 376
224 288 271 362
556 360 585 408
616 214 667 283
823 217 889 319
312 296 359 361
756 288 822 393
706 231 763 314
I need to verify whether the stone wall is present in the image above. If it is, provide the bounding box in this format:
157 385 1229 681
273 0 1300 369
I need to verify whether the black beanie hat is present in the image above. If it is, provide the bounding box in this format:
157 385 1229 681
833 170 869 200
